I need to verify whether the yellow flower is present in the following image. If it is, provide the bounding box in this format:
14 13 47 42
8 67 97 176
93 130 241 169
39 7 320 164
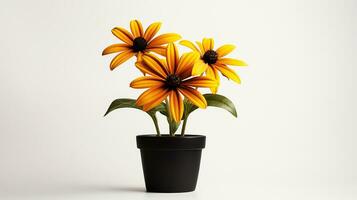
102 20 181 70
180 38 247 93
130 43 218 122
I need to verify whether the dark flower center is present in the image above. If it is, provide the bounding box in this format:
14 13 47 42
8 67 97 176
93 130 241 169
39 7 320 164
203 50 218 64
166 74 181 89
132 37 147 52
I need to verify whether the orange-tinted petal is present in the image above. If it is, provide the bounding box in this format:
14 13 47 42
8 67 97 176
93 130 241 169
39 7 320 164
192 59 209 75
149 33 181 47
202 38 214 52
169 90 184 122
136 52 143 62
181 76 218 88
176 52 200 78
135 61 163 78
166 43 179 74
147 46 166 56
142 54 168 78
102 43 131 55
159 58 169 71
142 93 168 111
215 64 241 84
111 27 133 45
135 53 145 75
217 58 247 66
130 76 165 88
179 40 201 54
216 44 236 57
110 50 135 70
130 20 144 38
142 90 170 111
178 87 207 109
143 22 161 42
136 87 169 108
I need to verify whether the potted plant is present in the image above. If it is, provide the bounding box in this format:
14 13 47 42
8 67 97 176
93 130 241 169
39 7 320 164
102 20 247 193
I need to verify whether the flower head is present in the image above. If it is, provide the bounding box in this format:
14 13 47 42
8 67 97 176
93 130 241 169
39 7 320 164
102 20 181 70
130 43 218 122
180 38 247 93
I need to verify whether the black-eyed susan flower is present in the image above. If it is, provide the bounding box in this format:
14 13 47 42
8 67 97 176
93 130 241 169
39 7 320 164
102 20 181 70
180 38 247 93
130 43 218 122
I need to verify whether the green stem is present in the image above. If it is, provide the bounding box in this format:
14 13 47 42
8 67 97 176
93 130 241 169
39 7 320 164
180 116 188 136
165 98 174 136
150 114 160 136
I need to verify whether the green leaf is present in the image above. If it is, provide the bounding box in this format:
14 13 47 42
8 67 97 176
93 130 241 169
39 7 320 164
203 94 237 117
104 98 166 135
104 99 139 116
104 98 165 116
184 94 237 118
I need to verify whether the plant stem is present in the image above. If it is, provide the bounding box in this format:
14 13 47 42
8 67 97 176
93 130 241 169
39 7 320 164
165 98 174 136
151 114 160 136
180 116 188 136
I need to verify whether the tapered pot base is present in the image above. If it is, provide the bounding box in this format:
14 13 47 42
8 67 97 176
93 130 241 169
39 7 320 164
137 134 206 193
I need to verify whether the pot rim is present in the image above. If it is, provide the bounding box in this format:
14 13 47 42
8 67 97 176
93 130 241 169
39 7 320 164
136 134 206 150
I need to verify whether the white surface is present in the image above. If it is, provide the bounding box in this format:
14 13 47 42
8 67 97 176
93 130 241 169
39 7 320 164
1 0 357 199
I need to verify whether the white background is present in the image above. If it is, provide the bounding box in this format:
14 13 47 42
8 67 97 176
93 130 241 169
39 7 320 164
0 0 356 199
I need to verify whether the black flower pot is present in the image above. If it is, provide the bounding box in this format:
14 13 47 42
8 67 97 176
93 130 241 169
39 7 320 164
136 134 206 193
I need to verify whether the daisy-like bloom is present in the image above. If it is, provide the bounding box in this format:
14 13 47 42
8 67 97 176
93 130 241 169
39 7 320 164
102 20 181 70
180 38 247 93
130 43 218 122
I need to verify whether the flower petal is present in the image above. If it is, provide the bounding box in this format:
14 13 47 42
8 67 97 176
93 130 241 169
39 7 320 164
178 87 207 109
130 76 165 88
102 43 131 55
179 40 201 54
110 50 135 70
143 22 161 42
111 27 134 45
149 33 181 47
166 43 179 74
217 58 248 66
206 66 220 81
142 93 168 111
130 20 144 38
176 52 200 78
147 46 166 56
136 52 143 62
169 90 184 122
192 59 209 76
141 89 170 111
181 76 218 88
216 44 236 57
141 54 168 78
202 38 214 52
214 64 241 84
136 87 169 108
135 61 162 78
195 41 205 54
206 66 220 94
